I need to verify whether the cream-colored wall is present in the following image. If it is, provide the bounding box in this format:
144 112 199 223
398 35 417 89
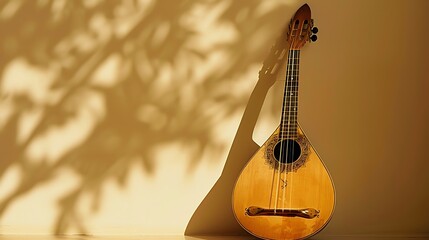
0 0 296 235
1 0 429 237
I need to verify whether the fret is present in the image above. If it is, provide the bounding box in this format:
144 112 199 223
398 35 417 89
283 97 298 101
279 130 297 134
283 83 299 87
282 107 298 110
280 125 298 128
282 109 298 112
283 103 298 106
282 121 297 124
282 101 298 104
280 124 297 127
279 135 298 139
280 118 297 122
282 111 298 114
286 70 299 74
281 119 297 122
284 89 299 92
280 125 297 128
287 59 299 64
279 129 298 134
279 132 298 135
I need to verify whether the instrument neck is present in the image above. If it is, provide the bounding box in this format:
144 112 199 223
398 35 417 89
280 49 300 139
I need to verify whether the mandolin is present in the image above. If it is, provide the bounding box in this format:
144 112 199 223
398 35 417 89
232 4 335 240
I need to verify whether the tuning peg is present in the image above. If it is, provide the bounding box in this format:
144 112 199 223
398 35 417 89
311 27 319 34
310 35 318 42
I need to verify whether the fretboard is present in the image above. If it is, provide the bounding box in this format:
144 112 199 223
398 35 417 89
280 49 300 139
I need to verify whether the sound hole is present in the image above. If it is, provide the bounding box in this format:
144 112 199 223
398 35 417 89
273 139 301 164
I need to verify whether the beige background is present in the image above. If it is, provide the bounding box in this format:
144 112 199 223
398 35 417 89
0 0 428 238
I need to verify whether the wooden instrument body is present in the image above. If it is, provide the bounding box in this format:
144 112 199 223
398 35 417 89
232 126 335 239
232 4 334 239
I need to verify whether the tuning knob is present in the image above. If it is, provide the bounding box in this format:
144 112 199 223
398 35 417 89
310 35 318 42
311 27 319 34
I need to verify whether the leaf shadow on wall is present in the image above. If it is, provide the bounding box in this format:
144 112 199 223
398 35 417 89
0 0 294 235
185 21 292 236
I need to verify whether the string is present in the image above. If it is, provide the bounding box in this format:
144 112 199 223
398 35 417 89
281 49 292 211
274 39 295 213
289 50 299 209
273 55 287 213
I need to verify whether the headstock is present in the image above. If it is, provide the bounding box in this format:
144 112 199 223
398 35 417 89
258 4 318 79
287 4 318 50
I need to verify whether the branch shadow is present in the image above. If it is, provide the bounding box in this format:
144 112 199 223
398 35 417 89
0 0 296 235
185 24 291 236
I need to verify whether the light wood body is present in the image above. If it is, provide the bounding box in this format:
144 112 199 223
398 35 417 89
232 125 335 239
